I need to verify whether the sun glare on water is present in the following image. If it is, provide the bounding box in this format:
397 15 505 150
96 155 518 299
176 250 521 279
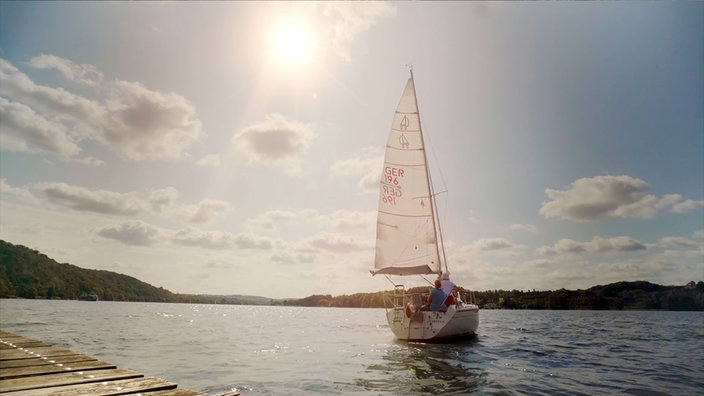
271 17 317 69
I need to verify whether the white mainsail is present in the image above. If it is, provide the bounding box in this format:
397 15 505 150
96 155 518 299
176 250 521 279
372 74 441 276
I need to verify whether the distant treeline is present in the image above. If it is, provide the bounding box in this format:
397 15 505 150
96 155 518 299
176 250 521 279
1 240 701 310
275 281 704 311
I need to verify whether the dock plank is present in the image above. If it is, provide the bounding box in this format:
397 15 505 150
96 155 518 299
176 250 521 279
1 376 178 396
137 390 205 396
0 341 51 349
0 359 116 379
0 367 143 392
0 334 44 344
0 330 238 396
0 346 78 361
0 354 98 369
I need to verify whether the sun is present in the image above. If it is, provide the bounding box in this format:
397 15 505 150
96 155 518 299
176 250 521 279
271 17 317 69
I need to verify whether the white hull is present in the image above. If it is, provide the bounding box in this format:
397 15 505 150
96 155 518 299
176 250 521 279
386 303 479 341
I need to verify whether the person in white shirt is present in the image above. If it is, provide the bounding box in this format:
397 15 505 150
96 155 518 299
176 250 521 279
441 272 456 305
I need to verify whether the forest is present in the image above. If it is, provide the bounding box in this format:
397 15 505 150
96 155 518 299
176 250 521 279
276 281 704 311
0 240 267 305
1 240 702 310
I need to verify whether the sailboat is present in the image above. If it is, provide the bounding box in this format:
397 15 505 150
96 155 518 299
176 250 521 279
371 70 479 341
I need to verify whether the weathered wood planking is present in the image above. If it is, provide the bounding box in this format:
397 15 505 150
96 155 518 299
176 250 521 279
0 330 239 396
0 367 143 392
0 346 78 361
0 359 116 380
0 341 51 349
1 376 178 396
0 354 100 370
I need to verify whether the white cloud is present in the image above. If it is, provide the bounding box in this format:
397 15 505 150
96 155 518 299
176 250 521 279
0 98 83 157
28 54 104 87
174 199 231 225
0 56 204 161
319 2 397 62
523 259 551 268
0 58 104 136
244 209 302 231
65 156 104 166
232 113 316 175
196 154 221 168
671 199 704 214
97 220 161 246
538 236 647 255
307 232 372 253
260 209 301 221
330 210 375 231
149 187 179 213
656 237 700 249
591 253 697 286
101 80 203 160
539 175 697 221
329 147 382 191
510 223 537 233
172 228 233 250
171 228 273 250
463 237 517 252
271 252 315 265
551 239 587 254
8 181 234 228
35 182 149 215
232 232 275 250
0 178 36 203
694 230 704 239
245 208 373 235
589 236 647 253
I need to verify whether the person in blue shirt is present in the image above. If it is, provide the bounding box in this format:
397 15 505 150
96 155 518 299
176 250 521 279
425 279 447 311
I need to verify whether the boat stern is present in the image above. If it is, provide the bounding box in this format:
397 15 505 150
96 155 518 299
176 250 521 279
386 304 479 341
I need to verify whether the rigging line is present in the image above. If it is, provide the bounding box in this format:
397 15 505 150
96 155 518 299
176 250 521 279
410 69 443 277
384 275 398 288
420 275 434 286
416 92 452 275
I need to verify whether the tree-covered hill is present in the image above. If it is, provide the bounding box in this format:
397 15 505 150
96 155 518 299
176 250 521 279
0 240 273 304
0 240 176 301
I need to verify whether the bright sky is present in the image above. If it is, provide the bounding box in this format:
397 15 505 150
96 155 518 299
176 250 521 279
0 2 702 299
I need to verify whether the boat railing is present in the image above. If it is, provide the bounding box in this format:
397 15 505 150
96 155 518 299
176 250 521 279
386 286 430 308
388 284 406 308
458 290 477 305
387 287 478 307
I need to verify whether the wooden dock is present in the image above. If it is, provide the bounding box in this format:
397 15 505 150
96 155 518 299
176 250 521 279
0 330 238 396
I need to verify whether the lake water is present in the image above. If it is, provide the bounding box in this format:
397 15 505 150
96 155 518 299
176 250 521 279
1 299 702 395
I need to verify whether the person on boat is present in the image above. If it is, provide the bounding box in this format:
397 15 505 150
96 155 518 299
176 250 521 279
423 279 446 311
441 272 456 306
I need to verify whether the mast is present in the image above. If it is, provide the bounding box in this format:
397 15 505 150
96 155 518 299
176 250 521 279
409 68 447 275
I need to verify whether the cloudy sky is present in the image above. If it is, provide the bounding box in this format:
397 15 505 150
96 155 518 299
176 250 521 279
1 2 702 299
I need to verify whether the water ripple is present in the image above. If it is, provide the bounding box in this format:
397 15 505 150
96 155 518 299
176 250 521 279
1 300 702 395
